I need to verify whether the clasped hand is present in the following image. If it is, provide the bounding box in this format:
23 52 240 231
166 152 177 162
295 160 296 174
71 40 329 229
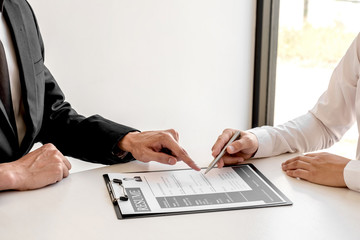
0 143 71 191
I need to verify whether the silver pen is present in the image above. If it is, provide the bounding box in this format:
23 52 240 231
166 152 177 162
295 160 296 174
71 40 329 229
204 130 241 174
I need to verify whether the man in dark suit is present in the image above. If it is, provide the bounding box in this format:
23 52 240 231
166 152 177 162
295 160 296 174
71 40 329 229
0 0 200 191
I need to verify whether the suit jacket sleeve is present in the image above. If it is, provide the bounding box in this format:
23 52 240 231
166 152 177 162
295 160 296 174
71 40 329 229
32 13 138 165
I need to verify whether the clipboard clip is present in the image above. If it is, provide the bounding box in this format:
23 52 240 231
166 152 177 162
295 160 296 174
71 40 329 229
107 179 129 204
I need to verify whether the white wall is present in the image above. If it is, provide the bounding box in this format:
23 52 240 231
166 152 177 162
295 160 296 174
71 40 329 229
28 0 256 167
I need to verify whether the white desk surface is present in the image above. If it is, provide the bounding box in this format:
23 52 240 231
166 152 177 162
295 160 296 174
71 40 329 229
1 153 360 240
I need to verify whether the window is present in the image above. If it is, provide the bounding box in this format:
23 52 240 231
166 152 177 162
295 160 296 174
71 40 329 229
275 0 360 158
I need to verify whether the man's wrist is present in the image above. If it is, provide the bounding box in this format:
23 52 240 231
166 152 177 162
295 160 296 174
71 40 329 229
118 131 139 153
113 131 140 160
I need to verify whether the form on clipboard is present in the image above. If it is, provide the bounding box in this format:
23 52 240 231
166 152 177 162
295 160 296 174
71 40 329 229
103 164 292 219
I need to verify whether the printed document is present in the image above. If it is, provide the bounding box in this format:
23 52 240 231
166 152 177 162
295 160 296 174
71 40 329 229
105 164 291 217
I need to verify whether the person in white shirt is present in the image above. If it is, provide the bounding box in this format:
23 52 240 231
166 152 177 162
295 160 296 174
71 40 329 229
211 33 360 192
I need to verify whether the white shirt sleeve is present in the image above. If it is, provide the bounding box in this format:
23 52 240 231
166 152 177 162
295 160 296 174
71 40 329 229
344 160 360 192
249 33 360 192
249 112 338 158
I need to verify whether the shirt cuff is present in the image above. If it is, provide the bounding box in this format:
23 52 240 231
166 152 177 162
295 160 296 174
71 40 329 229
112 148 130 159
248 127 272 158
344 160 360 192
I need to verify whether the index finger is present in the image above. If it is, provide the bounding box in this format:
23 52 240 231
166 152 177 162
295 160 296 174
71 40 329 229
162 138 201 171
283 155 313 165
211 129 237 157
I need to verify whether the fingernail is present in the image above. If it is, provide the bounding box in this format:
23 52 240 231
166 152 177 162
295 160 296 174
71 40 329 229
168 158 176 165
227 146 234 153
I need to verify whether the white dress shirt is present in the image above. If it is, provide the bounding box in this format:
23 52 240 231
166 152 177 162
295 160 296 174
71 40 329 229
250 33 360 192
0 11 26 145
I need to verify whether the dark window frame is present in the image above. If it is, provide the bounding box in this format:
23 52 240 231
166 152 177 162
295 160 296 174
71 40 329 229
252 0 280 128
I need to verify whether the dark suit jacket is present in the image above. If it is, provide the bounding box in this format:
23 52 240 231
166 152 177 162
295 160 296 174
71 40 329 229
1 0 137 164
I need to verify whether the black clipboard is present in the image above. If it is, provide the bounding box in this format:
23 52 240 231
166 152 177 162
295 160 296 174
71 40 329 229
103 164 292 219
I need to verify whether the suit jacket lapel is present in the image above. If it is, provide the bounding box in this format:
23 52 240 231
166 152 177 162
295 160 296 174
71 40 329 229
3 1 39 152
4 1 37 140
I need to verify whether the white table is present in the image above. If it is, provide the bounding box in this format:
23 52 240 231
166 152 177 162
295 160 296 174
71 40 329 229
1 153 360 240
